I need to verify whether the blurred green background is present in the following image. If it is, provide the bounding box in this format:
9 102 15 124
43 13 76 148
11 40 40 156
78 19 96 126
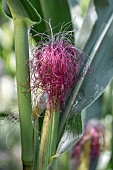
0 0 112 170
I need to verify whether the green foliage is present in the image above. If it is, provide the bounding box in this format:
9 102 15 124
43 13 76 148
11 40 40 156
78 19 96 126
37 0 72 32
72 0 113 113
3 0 41 22
2 0 12 18
57 0 113 155
57 113 82 154
1 0 113 170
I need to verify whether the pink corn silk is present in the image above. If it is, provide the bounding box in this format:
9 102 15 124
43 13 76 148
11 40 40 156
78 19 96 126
30 40 82 108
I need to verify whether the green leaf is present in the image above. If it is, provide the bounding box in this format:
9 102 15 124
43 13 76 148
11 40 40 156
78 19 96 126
19 0 41 22
77 0 110 51
57 113 82 154
2 0 12 18
38 0 72 33
82 95 103 128
76 0 98 50
58 0 113 155
71 0 113 115
30 0 73 43
4 0 41 22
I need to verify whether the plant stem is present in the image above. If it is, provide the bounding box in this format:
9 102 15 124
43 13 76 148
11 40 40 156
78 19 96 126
38 104 60 170
33 118 40 170
38 106 52 170
49 110 60 170
14 18 34 169
50 109 60 156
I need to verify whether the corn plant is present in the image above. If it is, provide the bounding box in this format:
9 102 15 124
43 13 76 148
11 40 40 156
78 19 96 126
2 0 113 170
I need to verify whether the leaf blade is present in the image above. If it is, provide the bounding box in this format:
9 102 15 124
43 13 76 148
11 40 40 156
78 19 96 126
58 0 113 155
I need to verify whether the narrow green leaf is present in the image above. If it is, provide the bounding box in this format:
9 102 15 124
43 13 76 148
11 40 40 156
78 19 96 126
57 113 82 154
2 0 12 18
5 0 41 22
19 0 41 22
